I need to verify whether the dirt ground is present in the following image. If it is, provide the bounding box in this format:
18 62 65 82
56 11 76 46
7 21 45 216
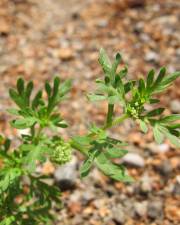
0 0 180 224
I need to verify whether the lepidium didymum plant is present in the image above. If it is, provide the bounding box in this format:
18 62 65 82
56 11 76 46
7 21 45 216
0 49 180 224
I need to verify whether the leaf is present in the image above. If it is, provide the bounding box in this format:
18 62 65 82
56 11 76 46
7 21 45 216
59 79 72 97
25 81 34 106
87 94 106 102
165 132 180 147
153 125 164 144
32 90 42 109
45 81 52 97
149 98 160 104
17 78 24 95
0 168 21 194
153 71 180 93
95 152 133 182
9 89 24 108
11 117 37 129
80 150 98 178
124 80 136 93
147 108 165 117
23 144 50 172
139 120 148 133
158 126 180 147
153 67 166 88
118 66 128 79
160 114 180 123
98 48 111 74
146 69 155 89
7 108 20 115
105 148 128 158
0 216 16 225
112 52 121 73
138 78 145 95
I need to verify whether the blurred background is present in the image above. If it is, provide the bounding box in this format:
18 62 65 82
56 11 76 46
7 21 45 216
0 0 180 224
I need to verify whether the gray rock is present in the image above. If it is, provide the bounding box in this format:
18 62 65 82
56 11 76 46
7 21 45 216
122 153 145 167
170 99 180 113
147 200 164 219
140 173 152 193
158 160 172 177
145 51 159 62
112 203 126 224
134 201 148 217
54 156 78 191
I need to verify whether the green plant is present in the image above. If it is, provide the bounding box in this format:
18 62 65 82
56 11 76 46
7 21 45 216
0 49 179 224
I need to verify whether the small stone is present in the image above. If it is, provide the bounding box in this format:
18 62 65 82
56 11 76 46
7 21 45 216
112 203 126 224
97 19 108 28
158 160 172 177
54 156 78 191
170 99 180 113
134 201 148 217
147 200 164 219
58 48 74 60
145 51 159 62
122 153 145 167
140 173 152 193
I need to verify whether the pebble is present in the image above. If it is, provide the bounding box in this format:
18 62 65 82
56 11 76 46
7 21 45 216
112 203 126 224
170 99 180 113
158 160 173 177
140 173 152 193
122 153 145 167
145 51 159 62
147 200 164 220
134 201 148 217
54 156 78 191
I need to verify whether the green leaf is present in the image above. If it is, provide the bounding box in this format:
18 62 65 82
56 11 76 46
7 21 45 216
9 89 24 108
80 150 98 178
25 81 34 106
0 216 16 225
45 81 52 97
165 132 180 147
160 114 180 123
138 79 145 95
99 48 111 75
153 125 164 144
146 69 155 89
112 53 121 73
149 98 160 104
118 66 128 79
17 78 24 95
95 152 133 182
59 79 72 97
0 168 21 194
32 90 42 109
23 144 50 172
87 94 106 102
147 108 165 117
153 67 166 88
105 148 128 158
11 117 37 129
7 108 20 115
124 80 136 93
153 71 180 93
139 120 148 133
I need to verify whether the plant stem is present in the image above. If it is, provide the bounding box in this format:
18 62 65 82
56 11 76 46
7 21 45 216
105 104 114 127
103 114 128 129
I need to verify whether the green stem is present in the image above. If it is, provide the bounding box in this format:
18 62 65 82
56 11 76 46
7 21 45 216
106 104 114 127
103 114 129 129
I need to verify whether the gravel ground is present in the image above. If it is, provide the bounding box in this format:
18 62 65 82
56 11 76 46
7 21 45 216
0 0 180 224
